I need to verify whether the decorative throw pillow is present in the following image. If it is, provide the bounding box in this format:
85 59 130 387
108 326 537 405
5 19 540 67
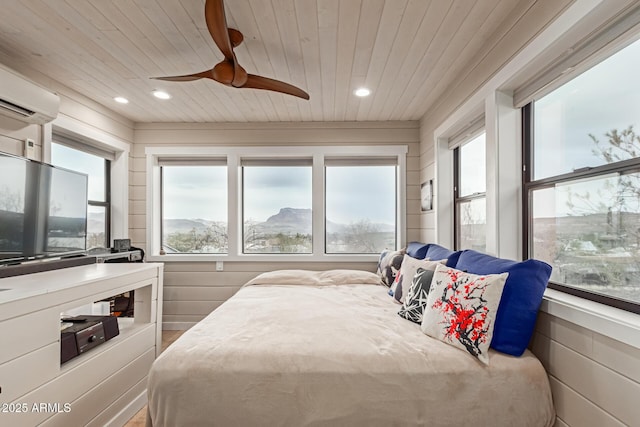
421 264 509 365
377 248 406 287
390 255 444 304
406 241 429 259
397 268 435 323
424 243 464 267
454 250 552 356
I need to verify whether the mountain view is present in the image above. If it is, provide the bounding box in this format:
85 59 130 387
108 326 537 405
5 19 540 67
162 207 395 254
455 209 640 304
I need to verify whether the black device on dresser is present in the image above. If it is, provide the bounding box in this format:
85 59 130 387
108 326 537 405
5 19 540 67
60 315 120 364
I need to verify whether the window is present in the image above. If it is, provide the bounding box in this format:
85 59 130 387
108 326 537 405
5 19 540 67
51 142 110 249
242 161 312 254
454 132 487 251
325 162 396 254
148 146 406 260
523 37 640 310
161 163 227 254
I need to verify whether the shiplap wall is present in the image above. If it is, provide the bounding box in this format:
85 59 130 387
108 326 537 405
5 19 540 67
418 0 575 242
133 121 420 328
416 1 640 426
531 312 640 426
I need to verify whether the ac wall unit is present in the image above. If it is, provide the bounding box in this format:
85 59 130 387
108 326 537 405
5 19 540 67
0 65 60 124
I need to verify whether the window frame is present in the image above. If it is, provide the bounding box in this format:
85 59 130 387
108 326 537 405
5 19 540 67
522 103 640 315
240 159 313 255
50 140 112 249
145 145 407 262
324 161 398 254
453 132 487 251
159 161 229 254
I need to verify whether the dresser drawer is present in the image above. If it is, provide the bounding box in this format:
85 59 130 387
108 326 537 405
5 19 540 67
0 342 59 403
0 324 155 426
0 308 58 364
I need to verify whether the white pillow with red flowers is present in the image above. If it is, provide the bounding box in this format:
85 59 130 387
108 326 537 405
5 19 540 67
421 264 508 365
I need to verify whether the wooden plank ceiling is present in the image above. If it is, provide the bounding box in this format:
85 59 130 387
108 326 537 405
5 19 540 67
0 0 528 123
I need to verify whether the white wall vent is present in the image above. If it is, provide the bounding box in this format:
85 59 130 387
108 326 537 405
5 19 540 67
0 65 60 124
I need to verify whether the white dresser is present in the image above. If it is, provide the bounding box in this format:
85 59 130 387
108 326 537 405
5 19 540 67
0 262 163 426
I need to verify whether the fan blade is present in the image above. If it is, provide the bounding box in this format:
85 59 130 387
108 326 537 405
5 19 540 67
152 70 213 82
204 0 246 87
204 0 234 61
243 74 310 100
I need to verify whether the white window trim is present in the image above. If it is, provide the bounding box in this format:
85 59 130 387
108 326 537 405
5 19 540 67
47 115 130 244
542 288 640 350
145 145 407 262
432 0 640 330
448 115 485 150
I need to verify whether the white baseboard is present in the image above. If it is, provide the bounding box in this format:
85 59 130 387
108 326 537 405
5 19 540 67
105 388 147 427
162 321 196 330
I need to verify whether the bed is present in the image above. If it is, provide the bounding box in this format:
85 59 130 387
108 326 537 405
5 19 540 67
146 269 555 427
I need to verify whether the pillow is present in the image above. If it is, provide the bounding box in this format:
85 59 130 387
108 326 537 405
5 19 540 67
406 241 429 259
390 255 444 304
376 250 389 275
421 264 509 364
376 248 406 287
454 250 552 356
397 267 435 323
424 243 463 267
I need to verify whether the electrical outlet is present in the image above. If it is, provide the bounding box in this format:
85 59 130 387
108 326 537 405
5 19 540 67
216 261 224 271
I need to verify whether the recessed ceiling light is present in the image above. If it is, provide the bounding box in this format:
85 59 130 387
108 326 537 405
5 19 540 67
114 96 129 104
354 87 371 97
152 90 171 100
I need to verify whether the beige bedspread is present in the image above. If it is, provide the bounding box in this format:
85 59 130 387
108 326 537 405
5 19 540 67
147 269 554 427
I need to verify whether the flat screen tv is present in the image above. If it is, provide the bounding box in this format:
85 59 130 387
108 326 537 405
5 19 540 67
0 151 88 265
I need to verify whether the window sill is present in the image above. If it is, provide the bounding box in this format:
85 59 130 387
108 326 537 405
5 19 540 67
541 288 640 350
147 253 380 263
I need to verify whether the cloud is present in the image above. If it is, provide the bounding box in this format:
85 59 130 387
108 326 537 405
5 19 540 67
244 167 311 189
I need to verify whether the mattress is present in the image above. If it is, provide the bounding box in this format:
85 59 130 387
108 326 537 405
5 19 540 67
147 269 554 427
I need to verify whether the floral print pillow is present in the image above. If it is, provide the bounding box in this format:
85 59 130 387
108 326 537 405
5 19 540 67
421 264 508 365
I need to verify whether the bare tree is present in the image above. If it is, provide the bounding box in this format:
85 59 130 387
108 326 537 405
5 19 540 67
0 187 23 212
559 126 640 293
343 219 381 253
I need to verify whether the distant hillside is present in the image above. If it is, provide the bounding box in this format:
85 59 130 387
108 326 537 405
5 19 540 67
163 218 214 233
256 208 312 234
162 207 394 236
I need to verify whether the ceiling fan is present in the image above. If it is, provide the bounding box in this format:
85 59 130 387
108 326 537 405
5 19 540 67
152 0 309 100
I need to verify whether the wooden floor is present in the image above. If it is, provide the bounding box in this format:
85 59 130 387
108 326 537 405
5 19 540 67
123 330 185 427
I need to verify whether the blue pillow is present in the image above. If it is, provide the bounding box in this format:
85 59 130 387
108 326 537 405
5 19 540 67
425 243 462 267
406 242 429 259
454 250 552 356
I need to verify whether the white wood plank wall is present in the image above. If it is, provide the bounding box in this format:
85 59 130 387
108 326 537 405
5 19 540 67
417 0 575 245
530 312 640 427
132 121 421 328
411 1 640 425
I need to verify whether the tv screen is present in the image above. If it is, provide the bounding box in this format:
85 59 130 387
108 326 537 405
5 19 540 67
0 153 29 262
0 152 88 264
